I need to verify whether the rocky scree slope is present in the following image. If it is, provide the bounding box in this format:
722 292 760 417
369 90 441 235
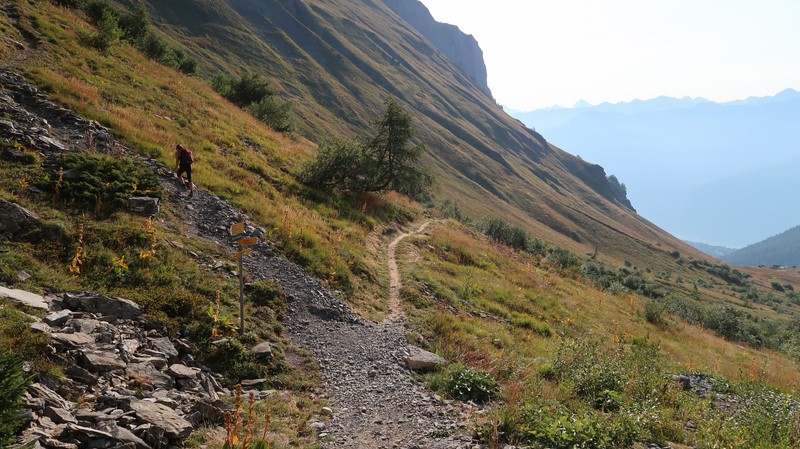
1 69 482 448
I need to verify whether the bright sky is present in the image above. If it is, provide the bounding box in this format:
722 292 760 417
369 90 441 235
420 0 800 110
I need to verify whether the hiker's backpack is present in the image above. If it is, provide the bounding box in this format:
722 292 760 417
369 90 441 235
179 146 194 165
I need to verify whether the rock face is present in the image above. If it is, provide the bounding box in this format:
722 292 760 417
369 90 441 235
382 0 492 97
15 290 231 449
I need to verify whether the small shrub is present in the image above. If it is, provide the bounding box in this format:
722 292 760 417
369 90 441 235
545 246 580 270
438 364 498 403
483 217 528 250
643 298 666 326
0 349 31 446
249 96 295 133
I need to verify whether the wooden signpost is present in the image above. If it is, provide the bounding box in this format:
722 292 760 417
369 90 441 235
231 220 257 335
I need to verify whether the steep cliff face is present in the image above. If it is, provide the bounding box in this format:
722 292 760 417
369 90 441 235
381 0 492 98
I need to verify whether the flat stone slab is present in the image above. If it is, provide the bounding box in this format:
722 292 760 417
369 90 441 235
167 364 200 379
127 362 174 389
44 309 72 326
62 291 141 319
0 286 49 310
82 351 127 372
129 400 192 439
51 332 95 347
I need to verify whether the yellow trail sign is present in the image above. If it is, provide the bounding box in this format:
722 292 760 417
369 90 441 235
230 222 245 236
237 236 258 247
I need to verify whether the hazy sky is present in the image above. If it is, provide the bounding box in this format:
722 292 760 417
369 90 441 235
420 0 800 110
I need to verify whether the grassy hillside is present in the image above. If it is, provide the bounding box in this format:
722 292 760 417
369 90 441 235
2 1 800 447
101 0 707 270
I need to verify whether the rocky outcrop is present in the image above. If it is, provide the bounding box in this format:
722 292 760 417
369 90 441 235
14 291 233 449
0 198 40 236
382 0 492 98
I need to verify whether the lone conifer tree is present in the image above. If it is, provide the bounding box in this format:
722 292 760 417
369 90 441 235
301 97 431 197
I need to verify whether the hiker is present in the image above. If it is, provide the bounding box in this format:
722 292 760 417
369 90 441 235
174 143 194 197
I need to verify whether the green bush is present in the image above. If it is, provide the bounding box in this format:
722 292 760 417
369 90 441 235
46 153 164 216
249 96 295 134
0 349 30 447
435 364 498 403
212 73 274 108
696 384 800 449
643 298 666 326
545 246 581 270
552 338 669 407
496 400 636 449
483 217 528 250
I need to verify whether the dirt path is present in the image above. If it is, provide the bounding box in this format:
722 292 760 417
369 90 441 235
384 221 431 324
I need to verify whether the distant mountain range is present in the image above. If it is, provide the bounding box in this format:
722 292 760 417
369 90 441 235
721 225 800 267
684 241 738 259
511 89 800 248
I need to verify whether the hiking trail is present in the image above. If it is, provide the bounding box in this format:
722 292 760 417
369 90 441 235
384 221 431 324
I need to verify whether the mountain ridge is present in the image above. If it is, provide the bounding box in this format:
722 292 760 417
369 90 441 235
722 225 800 267
511 89 800 247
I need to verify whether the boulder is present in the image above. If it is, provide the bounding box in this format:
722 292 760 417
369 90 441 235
167 364 200 379
127 197 160 216
62 291 142 319
0 198 40 235
0 285 49 310
129 400 193 440
406 345 446 372
44 309 72 326
97 421 152 449
126 362 174 389
148 337 179 362
81 351 127 372
27 383 73 410
43 407 78 425
251 342 273 360
51 332 95 347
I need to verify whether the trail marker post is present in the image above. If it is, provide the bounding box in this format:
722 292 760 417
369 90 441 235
231 220 257 335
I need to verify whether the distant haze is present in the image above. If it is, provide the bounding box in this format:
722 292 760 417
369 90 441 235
420 0 800 111
511 90 800 248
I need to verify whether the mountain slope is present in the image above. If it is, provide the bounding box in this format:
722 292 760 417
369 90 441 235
511 91 800 247
723 225 800 267
119 0 693 265
5 2 800 448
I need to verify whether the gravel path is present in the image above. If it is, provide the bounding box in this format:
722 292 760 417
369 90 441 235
159 179 478 449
